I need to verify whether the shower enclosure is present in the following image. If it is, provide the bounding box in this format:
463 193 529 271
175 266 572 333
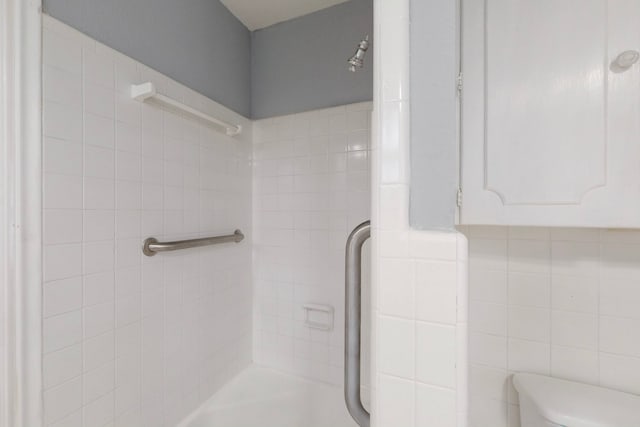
2 0 471 424
36 3 375 423
171 97 374 427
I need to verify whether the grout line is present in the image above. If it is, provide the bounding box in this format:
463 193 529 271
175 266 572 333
548 236 553 377
505 234 510 410
80 39 87 423
597 236 602 385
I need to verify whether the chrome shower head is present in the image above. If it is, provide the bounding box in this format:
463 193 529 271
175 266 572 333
348 36 369 72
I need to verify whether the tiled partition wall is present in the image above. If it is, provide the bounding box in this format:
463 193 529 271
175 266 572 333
252 102 372 388
41 16 252 427
465 226 640 427
371 1 468 426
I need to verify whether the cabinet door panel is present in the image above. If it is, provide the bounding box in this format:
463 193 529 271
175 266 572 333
486 0 606 205
461 0 640 227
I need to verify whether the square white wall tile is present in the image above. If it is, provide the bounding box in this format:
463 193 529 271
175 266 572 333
508 339 550 375
414 261 458 325
600 353 640 394
600 280 640 319
378 316 415 379
43 377 82 425
44 243 82 283
507 306 550 343
551 310 597 350
44 137 82 175
470 332 507 369
44 277 82 318
550 345 598 384
43 344 82 390
552 275 598 313
507 272 550 308
43 310 82 354
378 258 414 318
415 322 456 389
416 384 456 427
469 364 509 401
377 375 415 427
44 174 83 209
43 102 82 143
44 209 83 245
470 301 507 336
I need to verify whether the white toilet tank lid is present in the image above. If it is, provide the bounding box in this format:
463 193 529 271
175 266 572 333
513 373 640 427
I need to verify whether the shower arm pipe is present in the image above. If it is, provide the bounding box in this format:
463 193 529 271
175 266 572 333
142 229 244 256
348 35 370 72
344 220 371 427
130 82 242 136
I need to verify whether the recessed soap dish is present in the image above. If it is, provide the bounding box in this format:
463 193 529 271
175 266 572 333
302 304 334 331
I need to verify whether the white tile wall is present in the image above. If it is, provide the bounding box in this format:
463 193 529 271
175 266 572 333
371 1 468 426
42 16 253 427
465 225 640 427
373 228 467 427
252 102 372 388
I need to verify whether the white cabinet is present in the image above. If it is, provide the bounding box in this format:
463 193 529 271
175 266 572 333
460 0 640 227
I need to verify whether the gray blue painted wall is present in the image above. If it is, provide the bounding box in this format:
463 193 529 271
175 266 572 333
43 0 253 117
44 0 455 228
409 0 459 230
251 0 373 119
43 0 374 119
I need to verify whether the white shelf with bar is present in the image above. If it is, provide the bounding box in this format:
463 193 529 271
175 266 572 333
130 82 242 136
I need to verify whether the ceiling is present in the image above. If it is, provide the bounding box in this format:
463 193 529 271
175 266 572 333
220 0 351 31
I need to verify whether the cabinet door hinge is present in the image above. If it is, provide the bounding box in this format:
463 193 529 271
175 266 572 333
457 187 463 207
457 72 463 95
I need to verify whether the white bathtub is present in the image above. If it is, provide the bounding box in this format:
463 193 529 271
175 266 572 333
178 365 360 427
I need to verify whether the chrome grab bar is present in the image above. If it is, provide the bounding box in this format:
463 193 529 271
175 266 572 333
344 220 371 427
142 229 244 256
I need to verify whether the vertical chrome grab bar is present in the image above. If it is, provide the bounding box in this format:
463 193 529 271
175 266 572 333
345 220 371 427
